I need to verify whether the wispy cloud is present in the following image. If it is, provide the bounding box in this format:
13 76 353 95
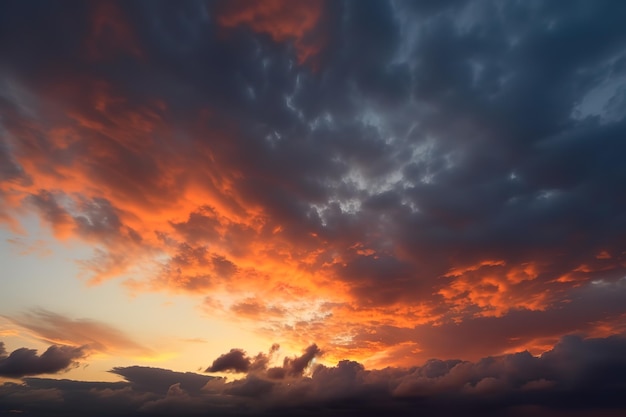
5 310 152 356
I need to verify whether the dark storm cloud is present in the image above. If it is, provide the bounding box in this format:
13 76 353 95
206 344 321 379
206 348 251 373
283 343 322 376
110 366 215 396
0 343 85 377
2 0 624 311
2 335 626 416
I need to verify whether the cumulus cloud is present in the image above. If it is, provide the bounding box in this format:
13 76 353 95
283 343 321 376
2 335 626 416
205 349 251 373
206 343 321 379
0 343 86 377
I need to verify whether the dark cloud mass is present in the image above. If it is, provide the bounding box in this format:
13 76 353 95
110 366 215 396
206 344 320 379
2 335 626 416
0 342 85 378
1 0 626 415
206 348 251 373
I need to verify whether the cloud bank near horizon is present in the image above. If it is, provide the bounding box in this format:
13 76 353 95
2 334 626 416
1 0 625 365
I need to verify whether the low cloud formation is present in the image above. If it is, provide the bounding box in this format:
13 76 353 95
283 343 321 377
0 0 626 365
205 349 251 373
0 342 85 378
1 335 626 416
110 366 215 396
206 343 320 379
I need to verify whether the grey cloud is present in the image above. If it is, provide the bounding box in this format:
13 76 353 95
0 343 86 378
3 0 625 314
283 344 322 377
206 343 321 379
0 0 626 395
110 366 215 396
1 335 626 416
225 375 275 397
206 348 250 373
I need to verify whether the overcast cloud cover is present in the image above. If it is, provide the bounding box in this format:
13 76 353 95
1 0 626 415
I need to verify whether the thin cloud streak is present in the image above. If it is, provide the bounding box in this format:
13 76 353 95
5 310 153 356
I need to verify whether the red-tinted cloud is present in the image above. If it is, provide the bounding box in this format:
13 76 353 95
85 1 144 61
6 310 152 356
216 0 325 65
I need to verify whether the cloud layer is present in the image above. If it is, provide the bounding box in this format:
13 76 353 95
1 1 626 414
2 335 626 416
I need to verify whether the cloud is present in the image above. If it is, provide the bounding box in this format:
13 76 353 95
283 343 322 376
109 366 215 396
215 0 326 65
5 310 152 356
2 334 625 416
0 0 626 370
205 344 281 375
206 343 321 381
205 349 250 373
0 343 86 378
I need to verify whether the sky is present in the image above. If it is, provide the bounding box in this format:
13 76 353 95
1 0 626 416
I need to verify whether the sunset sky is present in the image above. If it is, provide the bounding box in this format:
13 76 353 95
1 1 626 416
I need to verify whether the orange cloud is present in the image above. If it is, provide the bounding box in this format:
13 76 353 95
216 0 325 66
2 39 626 368
6 310 152 357
439 260 551 317
85 1 144 61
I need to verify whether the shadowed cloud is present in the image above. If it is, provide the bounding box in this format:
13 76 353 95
0 342 86 378
0 335 624 416
1 1 626 414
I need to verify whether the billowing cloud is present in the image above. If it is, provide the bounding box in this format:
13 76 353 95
2 335 626 416
0 342 86 378
206 343 320 380
205 349 251 373
1 1 626 408
283 343 322 377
